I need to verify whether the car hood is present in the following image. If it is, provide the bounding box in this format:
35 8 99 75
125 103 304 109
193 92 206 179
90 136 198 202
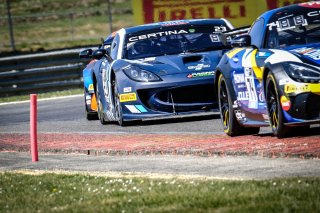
128 50 225 76
286 43 320 65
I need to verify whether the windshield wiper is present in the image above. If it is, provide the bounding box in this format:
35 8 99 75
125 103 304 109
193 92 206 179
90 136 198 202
185 45 230 53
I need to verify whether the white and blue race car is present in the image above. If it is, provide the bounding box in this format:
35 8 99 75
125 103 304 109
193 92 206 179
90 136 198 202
215 2 320 138
80 19 234 125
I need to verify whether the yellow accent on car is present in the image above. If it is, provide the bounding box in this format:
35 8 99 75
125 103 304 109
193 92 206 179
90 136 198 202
119 93 137 102
226 48 244 59
250 49 263 80
284 83 320 95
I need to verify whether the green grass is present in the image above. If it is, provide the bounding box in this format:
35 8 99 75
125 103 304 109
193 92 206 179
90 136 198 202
0 88 83 103
0 172 319 212
0 0 133 53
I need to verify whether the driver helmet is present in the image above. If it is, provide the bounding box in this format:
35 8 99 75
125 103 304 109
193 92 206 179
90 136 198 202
133 40 152 54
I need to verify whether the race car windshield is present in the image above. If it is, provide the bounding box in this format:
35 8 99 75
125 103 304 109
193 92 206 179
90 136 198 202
265 12 320 48
125 27 229 59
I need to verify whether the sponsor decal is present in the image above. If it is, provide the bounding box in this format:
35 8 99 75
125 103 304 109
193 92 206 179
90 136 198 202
128 29 189 42
279 79 290 86
244 68 258 109
308 10 320 17
267 15 308 31
236 83 246 89
237 91 249 100
88 84 94 91
119 93 137 102
257 51 272 57
233 100 239 109
292 47 320 61
300 2 320 8
125 105 141 113
284 84 309 94
160 20 189 26
284 83 320 94
135 105 148 113
258 89 265 102
187 71 214 78
125 105 148 113
235 110 246 120
233 71 245 83
280 96 291 111
123 87 132 93
187 64 211 70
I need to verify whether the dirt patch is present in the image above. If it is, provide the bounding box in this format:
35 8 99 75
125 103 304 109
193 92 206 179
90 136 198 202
1 132 320 158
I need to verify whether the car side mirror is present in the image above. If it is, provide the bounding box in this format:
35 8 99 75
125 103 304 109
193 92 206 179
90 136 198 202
92 49 106 60
79 49 93 59
231 35 251 48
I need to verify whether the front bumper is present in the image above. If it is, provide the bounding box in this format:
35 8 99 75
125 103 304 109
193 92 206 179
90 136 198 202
118 73 217 121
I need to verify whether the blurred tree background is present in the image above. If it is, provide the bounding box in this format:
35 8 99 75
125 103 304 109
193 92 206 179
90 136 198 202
0 0 133 54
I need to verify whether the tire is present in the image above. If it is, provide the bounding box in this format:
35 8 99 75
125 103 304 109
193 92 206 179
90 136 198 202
265 73 290 138
86 111 98 120
96 85 107 125
218 74 260 136
113 80 126 126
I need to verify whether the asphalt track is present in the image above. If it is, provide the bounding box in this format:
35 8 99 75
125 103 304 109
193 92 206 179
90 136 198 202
0 95 320 179
0 95 225 134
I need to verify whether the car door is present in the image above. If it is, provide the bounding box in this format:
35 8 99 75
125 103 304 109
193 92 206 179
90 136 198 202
228 17 269 124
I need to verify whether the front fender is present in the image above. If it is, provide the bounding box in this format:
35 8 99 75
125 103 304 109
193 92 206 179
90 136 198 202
215 54 238 104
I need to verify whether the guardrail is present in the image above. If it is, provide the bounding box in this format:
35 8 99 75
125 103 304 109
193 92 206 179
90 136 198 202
0 48 92 96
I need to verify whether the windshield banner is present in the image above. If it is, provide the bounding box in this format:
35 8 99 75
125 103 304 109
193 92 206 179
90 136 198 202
132 0 309 27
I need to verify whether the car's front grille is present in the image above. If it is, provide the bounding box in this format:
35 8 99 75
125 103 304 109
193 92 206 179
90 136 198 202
138 84 216 113
290 93 320 119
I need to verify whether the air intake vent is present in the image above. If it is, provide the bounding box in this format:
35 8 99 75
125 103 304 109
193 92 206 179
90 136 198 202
182 55 202 64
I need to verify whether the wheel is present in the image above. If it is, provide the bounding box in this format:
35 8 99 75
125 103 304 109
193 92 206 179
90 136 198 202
113 80 126 126
266 73 290 138
86 111 98 120
96 85 107 125
218 74 259 136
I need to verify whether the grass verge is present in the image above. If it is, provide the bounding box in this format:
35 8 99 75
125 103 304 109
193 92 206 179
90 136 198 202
0 172 319 212
0 88 83 103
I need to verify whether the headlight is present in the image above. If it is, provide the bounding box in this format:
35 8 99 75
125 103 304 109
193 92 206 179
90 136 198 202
123 65 161 82
283 63 320 83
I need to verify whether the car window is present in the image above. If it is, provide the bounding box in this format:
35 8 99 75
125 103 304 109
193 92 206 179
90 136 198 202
249 18 265 48
110 34 120 60
125 25 231 60
265 18 320 49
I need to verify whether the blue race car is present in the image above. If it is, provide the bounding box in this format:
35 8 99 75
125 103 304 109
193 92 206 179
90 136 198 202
215 2 320 138
80 19 234 125
80 32 116 120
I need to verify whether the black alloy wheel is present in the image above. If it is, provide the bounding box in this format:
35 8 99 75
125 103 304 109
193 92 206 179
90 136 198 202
96 85 107 124
266 73 289 138
218 74 260 136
